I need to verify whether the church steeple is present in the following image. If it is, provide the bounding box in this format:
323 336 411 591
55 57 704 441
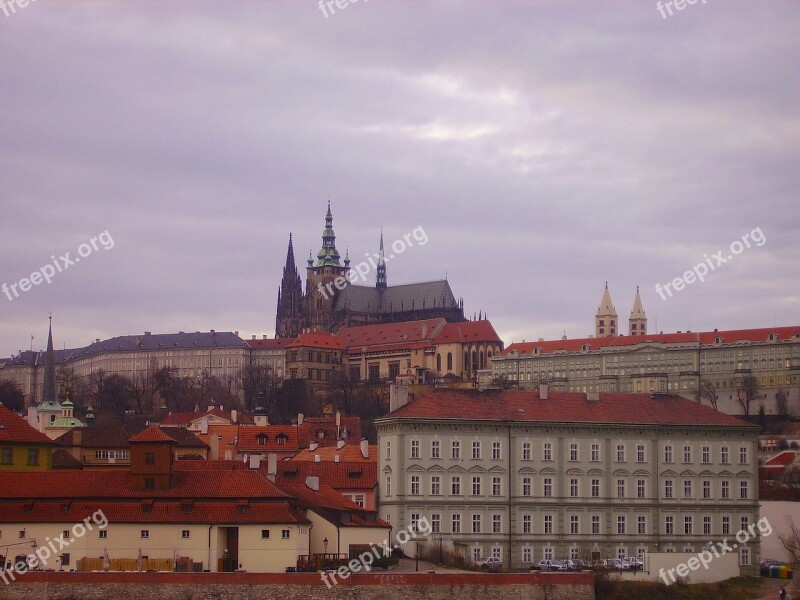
376 227 387 290
316 197 341 267
42 315 58 405
629 285 647 336
275 234 304 338
595 282 618 338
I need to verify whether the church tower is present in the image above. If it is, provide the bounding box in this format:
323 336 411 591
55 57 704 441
629 286 647 336
376 228 387 291
595 282 618 338
275 234 304 338
305 199 351 331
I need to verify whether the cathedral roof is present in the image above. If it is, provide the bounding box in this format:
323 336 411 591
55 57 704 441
333 280 459 315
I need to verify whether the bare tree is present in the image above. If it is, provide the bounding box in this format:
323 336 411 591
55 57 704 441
779 518 800 563
736 376 760 417
697 380 719 411
781 463 800 489
0 379 25 412
776 388 790 419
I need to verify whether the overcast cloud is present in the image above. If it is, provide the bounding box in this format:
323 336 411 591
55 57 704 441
1 0 798 356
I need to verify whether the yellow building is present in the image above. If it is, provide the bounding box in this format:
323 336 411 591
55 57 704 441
0 403 55 471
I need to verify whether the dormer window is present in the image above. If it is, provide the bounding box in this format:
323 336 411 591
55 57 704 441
581 344 590 352
768 333 779 341
715 337 722 344
257 434 268 446
277 434 287 446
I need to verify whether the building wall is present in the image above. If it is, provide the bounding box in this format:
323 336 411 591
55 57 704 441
304 510 388 557
377 419 759 575
0 444 52 471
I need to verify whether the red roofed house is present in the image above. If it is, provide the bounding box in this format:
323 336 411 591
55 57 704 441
159 405 253 431
376 387 760 576
0 403 56 471
285 332 345 390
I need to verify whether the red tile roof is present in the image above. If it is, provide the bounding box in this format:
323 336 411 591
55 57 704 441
384 389 754 428
0 468 291 499
237 426 299 453
128 426 178 444
765 450 798 467
0 404 56 445
247 338 292 350
174 459 248 471
196 424 240 453
276 481 389 529
0 500 308 525
502 326 800 356
286 332 344 350
339 319 445 349
435 320 503 345
275 461 377 490
51 448 83 469
291 443 376 463
159 408 253 426
298 416 361 447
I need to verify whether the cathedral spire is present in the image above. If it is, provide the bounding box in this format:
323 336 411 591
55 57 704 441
629 285 647 336
42 315 58 405
275 234 304 338
316 197 341 266
376 227 387 290
595 282 618 338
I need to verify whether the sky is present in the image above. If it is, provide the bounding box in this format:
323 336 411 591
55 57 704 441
1 0 798 357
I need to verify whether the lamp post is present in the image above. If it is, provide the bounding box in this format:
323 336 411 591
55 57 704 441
323 537 329 570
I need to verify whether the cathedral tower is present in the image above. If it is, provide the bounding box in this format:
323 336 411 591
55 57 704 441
275 234 304 338
376 228 387 291
595 282 618 338
629 286 647 336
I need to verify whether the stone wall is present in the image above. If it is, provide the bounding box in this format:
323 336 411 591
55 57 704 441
0 571 594 600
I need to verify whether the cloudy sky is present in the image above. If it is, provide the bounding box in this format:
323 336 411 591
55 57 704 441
1 0 798 357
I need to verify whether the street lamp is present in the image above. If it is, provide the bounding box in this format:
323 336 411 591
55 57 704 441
323 537 329 570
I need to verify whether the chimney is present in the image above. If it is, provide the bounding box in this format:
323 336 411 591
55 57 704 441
200 418 209 435
421 323 428 338
224 449 233 460
360 438 369 459
334 455 340 463
306 475 320 491
210 434 219 460
144 331 151 336
95 338 100 344
298 413 305 426
210 329 216 335
314 454 321 463
252 335 256 340
539 383 549 400
263 335 267 340
336 411 341 439
587 391 600 402
337 439 345 450
309 442 319 451
231 409 238 424
73 428 83 447
235 331 239 337
267 453 277 477
390 383 409 412
249 455 262 469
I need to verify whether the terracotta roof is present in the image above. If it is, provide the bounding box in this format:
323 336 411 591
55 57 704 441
237 426 299 453
275 460 377 490
0 500 308 525
765 450 798 467
277 481 389 529
298 416 361 447
159 408 253 426
55 425 133 448
291 443 376 463
196 424 239 451
0 468 290 499
382 389 754 428
51 448 83 469
502 325 800 356
161 427 209 449
339 319 445 349
174 459 248 471
286 332 344 350
128 426 178 444
435 320 503 345
0 404 56 445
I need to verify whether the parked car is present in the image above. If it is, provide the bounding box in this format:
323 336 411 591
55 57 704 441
534 559 558 571
560 559 578 571
593 558 628 571
571 559 593 570
474 556 502 572
623 557 644 571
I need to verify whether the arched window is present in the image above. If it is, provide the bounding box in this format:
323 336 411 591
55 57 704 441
479 350 485 369
464 352 470 374
447 353 453 371
436 353 442 372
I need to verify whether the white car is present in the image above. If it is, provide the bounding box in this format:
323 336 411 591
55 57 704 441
474 556 502 571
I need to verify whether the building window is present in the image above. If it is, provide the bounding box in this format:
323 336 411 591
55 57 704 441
664 480 673 499
431 514 441 533
543 478 553 497
27 449 39 466
452 514 461 533
385 475 391 496
702 446 710 464
592 515 600 534
282 529 290 539
431 440 440 459
637 445 645 463
638 516 646 535
99 530 107 539
492 442 501 460
722 516 730 535
452 441 461 460
472 514 481 534
1 448 13 465
492 477 501 496
637 480 646 498
664 445 673 463
523 515 532 534
721 480 730 499
411 440 420 459
683 446 692 464
703 480 711 499
570 478 579 498
410 513 420 532
386 441 391 460
544 515 553 534
145 452 155 465
617 516 626 535
740 481 749 499
570 515 579 534
261 530 270 539
522 547 532 563
451 476 461 495
721 446 729 464
684 516 693 535
683 480 693 499
522 442 531 461
739 447 748 464
591 443 600 462
431 475 441 496
740 548 750 566
522 477 531 496
410 475 420 495
703 517 712 536
741 516 749 534
591 479 600 498
182 530 190 539
141 530 149 539
493 514 502 534
543 442 553 461
616 444 625 462
617 479 625 499
544 547 554 560
569 443 578 462
472 476 482 496
665 516 674 535
144 478 155 490
472 441 481 460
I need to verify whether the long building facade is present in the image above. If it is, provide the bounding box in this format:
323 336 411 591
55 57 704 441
376 387 761 575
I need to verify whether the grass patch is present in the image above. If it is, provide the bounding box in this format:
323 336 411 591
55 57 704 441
595 574 766 600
